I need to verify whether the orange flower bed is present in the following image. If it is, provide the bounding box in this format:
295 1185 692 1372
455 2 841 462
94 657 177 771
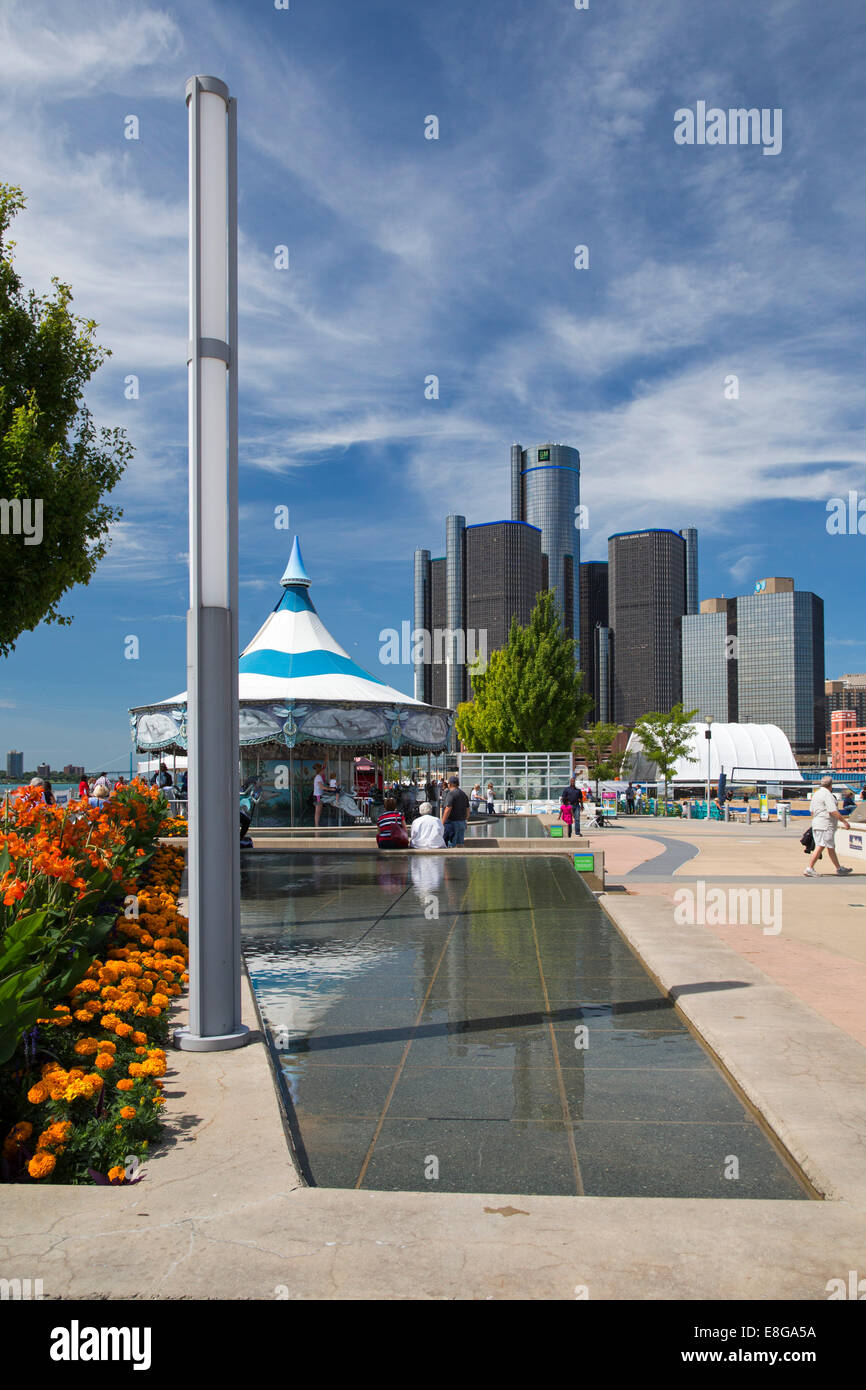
1 839 188 1185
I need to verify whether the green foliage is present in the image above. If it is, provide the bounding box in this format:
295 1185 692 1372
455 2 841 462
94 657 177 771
572 722 627 796
456 591 591 752
632 703 699 807
0 184 133 655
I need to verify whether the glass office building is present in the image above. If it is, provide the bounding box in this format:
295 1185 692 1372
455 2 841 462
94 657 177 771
680 527 699 615
681 582 825 754
413 548 431 702
579 561 609 719
511 443 581 646
416 521 543 710
682 610 730 722
736 589 824 754
608 529 687 727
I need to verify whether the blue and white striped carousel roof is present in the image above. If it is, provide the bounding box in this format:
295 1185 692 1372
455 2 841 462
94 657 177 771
156 536 427 708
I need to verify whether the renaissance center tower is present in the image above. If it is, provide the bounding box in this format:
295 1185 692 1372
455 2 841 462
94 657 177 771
510 443 581 650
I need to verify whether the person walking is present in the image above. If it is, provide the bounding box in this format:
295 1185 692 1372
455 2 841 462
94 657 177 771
485 782 496 815
804 775 853 876
469 783 481 814
626 782 636 815
561 777 582 836
558 795 575 838
441 775 469 846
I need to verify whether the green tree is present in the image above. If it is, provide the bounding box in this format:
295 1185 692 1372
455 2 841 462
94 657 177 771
631 703 699 811
572 721 627 797
455 590 591 751
0 185 132 656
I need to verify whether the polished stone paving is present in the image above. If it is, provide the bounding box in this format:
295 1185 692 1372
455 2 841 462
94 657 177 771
241 852 809 1198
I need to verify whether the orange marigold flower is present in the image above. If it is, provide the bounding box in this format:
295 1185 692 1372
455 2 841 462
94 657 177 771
132 1031 148 1045
3 1121 34 1157
95 1053 115 1070
128 1063 144 1077
74 1038 99 1055
119 1106 137 1120
28 1153 56 1179
116 1078 135 1092
107 1165 126 1182
115 1021 134 1038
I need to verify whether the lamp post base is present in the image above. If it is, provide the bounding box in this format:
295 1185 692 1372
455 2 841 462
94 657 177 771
174 1025 251 1052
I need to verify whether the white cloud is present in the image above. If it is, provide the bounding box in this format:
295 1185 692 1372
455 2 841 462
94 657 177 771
0 3 182 96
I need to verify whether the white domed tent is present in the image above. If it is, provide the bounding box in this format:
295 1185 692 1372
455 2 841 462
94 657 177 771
623 722 803 785
130 536 453 761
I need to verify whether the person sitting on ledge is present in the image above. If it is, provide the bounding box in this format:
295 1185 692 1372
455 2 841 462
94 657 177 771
410 802 446 849
377 797 408 849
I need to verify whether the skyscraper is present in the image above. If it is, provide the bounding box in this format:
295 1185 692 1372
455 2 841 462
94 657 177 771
6 750 23 778
511 443 581 645
415 521 543 708
681 579 826 755
682 600 732 723
413 549 431 702
579 561 609 721
680 527 699 615
736 582 824 754
608 529 687 726
445 515 466 711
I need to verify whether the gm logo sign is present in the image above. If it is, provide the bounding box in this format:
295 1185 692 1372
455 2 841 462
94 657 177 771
849 834 863 852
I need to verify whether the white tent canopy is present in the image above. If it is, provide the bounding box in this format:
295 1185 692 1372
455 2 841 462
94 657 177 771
624 722 804 784
131 536 452 754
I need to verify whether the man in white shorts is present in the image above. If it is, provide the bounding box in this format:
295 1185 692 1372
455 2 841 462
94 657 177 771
805 775 853 877
313 764 326 827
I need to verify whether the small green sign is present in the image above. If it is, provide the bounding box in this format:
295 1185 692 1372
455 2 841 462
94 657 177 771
549 825 564 837
538 447 551 462
573 853 595 872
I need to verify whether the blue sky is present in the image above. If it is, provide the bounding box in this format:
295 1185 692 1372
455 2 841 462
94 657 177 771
0 0 864 770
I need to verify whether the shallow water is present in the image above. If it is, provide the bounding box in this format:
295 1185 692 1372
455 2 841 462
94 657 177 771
241 852 809 1198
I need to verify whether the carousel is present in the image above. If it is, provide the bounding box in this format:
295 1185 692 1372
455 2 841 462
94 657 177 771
129 537 453 825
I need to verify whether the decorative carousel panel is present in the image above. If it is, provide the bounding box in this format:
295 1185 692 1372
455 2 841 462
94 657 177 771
135 711 182 750
298 706 390 744
238 708 285 746
401 711 449 747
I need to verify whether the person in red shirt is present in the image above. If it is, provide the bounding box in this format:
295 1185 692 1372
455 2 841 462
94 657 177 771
78 776 90 799
376 797 408 848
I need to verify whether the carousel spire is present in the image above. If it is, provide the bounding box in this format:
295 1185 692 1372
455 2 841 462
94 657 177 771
280 534 311 588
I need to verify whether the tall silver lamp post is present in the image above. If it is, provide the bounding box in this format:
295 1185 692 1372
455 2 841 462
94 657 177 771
175 75 248 1052
705 715 714 818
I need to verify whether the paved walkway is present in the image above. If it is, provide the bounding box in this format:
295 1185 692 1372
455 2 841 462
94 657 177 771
588 818 866 1047
4 821 866 1300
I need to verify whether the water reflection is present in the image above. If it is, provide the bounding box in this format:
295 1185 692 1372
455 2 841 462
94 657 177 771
241 853 808 1199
